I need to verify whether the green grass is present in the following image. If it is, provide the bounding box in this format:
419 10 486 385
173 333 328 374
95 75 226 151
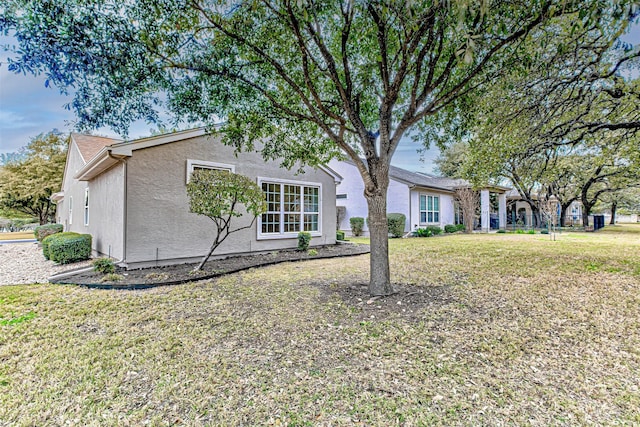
1 224 639 425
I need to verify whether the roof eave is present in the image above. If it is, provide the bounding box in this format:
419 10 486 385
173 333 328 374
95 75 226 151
73 148 126 181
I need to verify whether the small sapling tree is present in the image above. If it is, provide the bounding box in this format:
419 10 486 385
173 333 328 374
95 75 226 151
187 169 266 271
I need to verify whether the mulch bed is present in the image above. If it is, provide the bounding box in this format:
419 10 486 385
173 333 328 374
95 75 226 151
50 243 370 289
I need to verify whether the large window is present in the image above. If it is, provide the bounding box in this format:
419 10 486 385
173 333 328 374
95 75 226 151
420 194 439 224
260 179 321 238
83 188 89 226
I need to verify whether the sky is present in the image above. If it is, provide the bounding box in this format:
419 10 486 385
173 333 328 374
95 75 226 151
1 24 639 173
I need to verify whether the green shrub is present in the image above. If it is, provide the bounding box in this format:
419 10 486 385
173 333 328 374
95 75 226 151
415 228 432 237
456 224 466 232
307 249 318 256
297 231 312 251
444 224 458 233
540 230 549 234
42 232 79 260
527 229 536 234
387 213 406 238
350 217 365 236
496 229 506 233
34 223 63 241
336 230 345 241
48 233 92 264
515 229 525 234
92 257 116 274
426 225 442 236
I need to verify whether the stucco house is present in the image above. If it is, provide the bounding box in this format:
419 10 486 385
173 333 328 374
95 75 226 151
505 190 584 227
52 128 341 269
328 159 509 235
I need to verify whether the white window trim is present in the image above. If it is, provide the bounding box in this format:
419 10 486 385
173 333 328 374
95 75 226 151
83 188 89 226
257 176 322 240
68 196 73 225
186 159 235 183
419 193 440 225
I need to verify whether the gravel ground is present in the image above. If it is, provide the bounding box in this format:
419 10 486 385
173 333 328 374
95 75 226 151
0 242 91 286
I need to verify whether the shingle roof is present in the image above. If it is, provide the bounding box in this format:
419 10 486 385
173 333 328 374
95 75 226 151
388 165 469 191
71 133 122 163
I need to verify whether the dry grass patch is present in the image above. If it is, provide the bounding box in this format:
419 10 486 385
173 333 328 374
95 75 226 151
0 231 34 241
1 225 639 425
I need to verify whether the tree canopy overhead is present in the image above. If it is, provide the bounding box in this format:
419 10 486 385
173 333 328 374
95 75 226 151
2 0 636 295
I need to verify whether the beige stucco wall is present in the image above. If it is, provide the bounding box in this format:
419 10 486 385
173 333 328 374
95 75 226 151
124 134 337 268
87 163 126 259
57 142 89 233
57 142 126 260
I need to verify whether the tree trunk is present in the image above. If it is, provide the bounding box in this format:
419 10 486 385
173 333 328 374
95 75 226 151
365 191 393 296
609 201 617 225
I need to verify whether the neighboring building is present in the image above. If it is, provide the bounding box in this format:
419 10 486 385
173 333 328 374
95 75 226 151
328 160 509 235
505 190 584 227
52 129 341 269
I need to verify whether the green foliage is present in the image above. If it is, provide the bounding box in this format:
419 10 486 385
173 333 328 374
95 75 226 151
496 229 507 234
515 229 526 234
187 170 266 221
297 231 312 251
444 224 459 233
434 142 469 178
456 224 466 232
387 213 406 238
42 232 79 260
2 0 624 293
307 249 318 256
0 132 67 224
336 230 345 241
350 217 365 237
34 223 63 241
527 229 536 235
187 169 266 270
415 228 432 238
0 312 35 326
426 226 443 236
92 258 116 274
48 234 92 264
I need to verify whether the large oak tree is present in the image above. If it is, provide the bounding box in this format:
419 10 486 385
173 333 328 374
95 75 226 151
1 0 632 295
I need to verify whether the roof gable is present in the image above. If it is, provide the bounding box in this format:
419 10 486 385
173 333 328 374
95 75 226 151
71 133 121 163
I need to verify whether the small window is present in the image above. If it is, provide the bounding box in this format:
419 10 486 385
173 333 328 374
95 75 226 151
83 188 89 226
336 194 347 199
69 196 73 225
186 159 235 183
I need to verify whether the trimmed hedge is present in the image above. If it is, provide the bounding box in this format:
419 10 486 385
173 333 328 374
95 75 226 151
336 230 345 241
349 217 365 236
43 232 92 264
34 223 63 241
444 224 458 233
42 232 79 260
387 213 406 238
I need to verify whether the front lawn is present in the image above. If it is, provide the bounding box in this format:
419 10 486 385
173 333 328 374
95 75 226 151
1 225 639 425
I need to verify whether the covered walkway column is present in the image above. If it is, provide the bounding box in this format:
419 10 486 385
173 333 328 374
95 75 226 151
498 193 507 230
481 189 490 233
